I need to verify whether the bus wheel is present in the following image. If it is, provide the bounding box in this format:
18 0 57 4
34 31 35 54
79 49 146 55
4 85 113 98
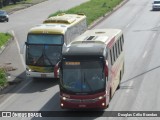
107 89 112 108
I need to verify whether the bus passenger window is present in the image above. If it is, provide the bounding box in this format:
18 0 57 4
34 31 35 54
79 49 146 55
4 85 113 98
112 46 115 63
118 39 121 55
120 37 123 51
110 50 113 65
115 42 119 58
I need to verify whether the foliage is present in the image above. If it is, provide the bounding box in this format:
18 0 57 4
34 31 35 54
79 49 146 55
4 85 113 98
0 69 7 87
0 0 27 8
49 0 123 25
0 33 12 47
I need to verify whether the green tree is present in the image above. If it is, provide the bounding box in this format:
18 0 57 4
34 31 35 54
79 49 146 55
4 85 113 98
11 0 16 4
0 0 3 8
3 0 10 6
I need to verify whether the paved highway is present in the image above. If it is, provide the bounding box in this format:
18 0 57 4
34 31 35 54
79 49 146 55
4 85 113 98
0 0 160 120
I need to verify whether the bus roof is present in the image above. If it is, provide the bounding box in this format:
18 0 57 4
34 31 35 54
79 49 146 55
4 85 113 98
28 14 86 34
63 42 107 57
28 24 68 34
62 29 122 57
43 13 86 26
70 29 122 45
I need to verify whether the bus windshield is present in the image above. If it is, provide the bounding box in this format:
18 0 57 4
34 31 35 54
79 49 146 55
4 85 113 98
26 34 63 66
154 1 160 4
27 34 63 44
61 61 105 93
26 44 62 66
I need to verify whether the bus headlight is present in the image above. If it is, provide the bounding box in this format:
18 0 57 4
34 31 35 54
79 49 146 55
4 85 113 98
102 103 105 106
98 96 103 100
61 103 64 107
98 95 106 100
62 97 66 100
26 68 32 72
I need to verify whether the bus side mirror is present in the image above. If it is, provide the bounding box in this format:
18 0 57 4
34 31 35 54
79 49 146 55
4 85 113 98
104 65 108 77
54 62 61 78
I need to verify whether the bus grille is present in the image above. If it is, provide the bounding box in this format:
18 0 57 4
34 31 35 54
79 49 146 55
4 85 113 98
66 98 99 103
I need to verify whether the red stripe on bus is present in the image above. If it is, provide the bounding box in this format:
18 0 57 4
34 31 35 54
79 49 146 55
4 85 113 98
108 37 115 48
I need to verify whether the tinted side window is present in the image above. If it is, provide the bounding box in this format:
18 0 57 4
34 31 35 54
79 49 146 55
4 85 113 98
112 45 116 62
115 42 119 58
110 49 113 65
118 39 121 55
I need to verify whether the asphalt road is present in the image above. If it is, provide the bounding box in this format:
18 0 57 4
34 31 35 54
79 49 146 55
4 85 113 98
1 0 160 120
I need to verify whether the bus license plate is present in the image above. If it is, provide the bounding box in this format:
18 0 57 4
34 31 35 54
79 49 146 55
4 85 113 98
41 74 46 78
79 104 86 108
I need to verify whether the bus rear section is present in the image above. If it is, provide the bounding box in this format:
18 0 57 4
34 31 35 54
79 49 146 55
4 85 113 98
56 29 124 109
24 13 87 79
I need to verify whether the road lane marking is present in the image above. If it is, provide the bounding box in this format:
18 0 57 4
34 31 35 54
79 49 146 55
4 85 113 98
125 15 139 29
152 33 156 39
11 30 25 69
126 81 134 93
126 23 131 28
142 51 147 58
0 80 32 109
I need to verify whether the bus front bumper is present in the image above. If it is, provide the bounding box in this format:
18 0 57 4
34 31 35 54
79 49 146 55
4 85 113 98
60 96 107 109
26 71 55 78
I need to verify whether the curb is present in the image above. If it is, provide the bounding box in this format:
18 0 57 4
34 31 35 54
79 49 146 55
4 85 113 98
0 83 8 92
6 0 47 15
89 0 129 29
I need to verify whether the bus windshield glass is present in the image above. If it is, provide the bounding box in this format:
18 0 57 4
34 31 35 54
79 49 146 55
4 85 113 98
26 44 62 66
154 1 160 4
26 34 63 66
62 61 105 93
27 34 63 44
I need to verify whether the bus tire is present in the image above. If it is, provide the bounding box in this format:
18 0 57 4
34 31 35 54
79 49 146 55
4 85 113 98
107 89 111 108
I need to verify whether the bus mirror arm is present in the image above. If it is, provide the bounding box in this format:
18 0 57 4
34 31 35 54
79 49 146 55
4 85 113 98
25 42 28 45
54 61 61 78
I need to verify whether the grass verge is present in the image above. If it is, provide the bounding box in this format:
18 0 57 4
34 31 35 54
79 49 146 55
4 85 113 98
49 0 123 25
0 33 11 87
0 69 7 87
0 0 47 12
0 33 12 48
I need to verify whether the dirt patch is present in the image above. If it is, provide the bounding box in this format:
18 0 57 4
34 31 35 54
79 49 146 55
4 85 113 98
0 63 17 72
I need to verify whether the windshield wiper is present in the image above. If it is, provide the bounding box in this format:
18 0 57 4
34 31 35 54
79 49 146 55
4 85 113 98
43 50 53 66
84 72 93 92
34 45 53 66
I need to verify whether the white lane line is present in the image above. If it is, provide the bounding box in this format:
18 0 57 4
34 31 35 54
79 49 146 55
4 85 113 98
125 15 139 29
126 81 134 93
0 80 32 109
126 23 131 28
142 51 147 58
152 33 156 39
11 30 25 69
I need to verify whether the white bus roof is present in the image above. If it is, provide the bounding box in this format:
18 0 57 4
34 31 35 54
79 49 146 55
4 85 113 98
28 24 68 34
43 13 86 26
70 29 122 45
63 29 122 56
28 13 86 34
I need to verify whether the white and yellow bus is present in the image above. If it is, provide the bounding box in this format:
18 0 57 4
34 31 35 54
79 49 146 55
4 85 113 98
24 14 87 79
56 29 124 109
